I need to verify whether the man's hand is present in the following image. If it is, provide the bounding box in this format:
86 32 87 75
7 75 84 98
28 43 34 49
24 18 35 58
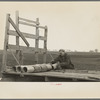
57 61 60 65
49 63 53 66
51 60 55 64
56 62 62 70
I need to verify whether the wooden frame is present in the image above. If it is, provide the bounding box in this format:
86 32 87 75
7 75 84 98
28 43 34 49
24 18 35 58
2 11 48 72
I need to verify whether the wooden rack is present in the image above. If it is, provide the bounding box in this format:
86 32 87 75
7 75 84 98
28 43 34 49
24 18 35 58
2 11 48 72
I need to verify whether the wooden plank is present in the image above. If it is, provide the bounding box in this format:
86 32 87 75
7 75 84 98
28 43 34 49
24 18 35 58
54 69 100 74
54 69 88 73
8 44 45 53
45 76 50 82
39 25 46 29
19 17 38 24
43 26 47 63
19 50 23 64
88 70 100 74
16 11 19 46
8 30 46 40
8 30 37 39
19 21 45 29
15 11 21 64
4 71 100 81
2 14 10 71
72 78 78 81
19 21 36 27
35 18 39 63
8 16 29 47
39 36 46 41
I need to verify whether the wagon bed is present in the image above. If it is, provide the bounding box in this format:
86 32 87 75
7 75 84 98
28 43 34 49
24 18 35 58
1 69 100 82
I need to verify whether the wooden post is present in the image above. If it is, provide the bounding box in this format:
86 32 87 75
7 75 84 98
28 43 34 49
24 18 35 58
2 14 10 72
45 76 50 82
8 17 29 46
35 18 39 64
16 11 23 65
16 11 20 64
72 78 78 82
43 26 47 63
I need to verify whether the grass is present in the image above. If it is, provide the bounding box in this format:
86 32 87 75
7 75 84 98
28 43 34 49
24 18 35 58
0 50 100 74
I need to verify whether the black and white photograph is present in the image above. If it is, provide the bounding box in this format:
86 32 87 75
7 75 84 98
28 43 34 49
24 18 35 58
0 1 100 99
0 2 100 82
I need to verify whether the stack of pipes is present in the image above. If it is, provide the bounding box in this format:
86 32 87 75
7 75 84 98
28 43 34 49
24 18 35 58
13 63 58 73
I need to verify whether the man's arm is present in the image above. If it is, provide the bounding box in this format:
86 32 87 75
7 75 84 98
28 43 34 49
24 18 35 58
60 55 71 66
51 56 60 64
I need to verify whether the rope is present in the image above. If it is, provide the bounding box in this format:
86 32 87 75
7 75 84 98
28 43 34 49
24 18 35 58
8 45 20 66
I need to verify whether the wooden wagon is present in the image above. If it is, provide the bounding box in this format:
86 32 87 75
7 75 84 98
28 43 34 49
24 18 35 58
1 11 100 82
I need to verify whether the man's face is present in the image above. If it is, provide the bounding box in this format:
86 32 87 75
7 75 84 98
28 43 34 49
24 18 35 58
59 50 65 56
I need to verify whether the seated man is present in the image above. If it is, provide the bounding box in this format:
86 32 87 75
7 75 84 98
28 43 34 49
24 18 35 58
51 49 74 70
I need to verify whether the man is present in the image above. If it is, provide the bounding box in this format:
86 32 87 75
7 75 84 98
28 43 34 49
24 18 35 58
51 49 74 70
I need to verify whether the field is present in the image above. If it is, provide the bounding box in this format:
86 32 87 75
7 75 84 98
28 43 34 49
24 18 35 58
0 50 100 76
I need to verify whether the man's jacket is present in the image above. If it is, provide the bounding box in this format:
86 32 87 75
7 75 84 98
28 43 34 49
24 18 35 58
51 53 74 69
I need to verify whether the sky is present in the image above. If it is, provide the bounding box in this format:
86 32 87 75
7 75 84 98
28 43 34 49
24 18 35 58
0 2 100 52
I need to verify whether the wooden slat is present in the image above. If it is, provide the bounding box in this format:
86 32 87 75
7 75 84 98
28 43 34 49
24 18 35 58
8 30 37 39
39 36 47 41
19 21 46 29
35 18 39 63
88 70 100 74
19 17 38 24
8 44 45 53
4 71 100 81
45 76 50 82
16 11 19 46
43 26 48 63
39 25 46 29
19 21 36 27
2 14 10 71
53 69 88 73
8 30 46 40
8 16 29 47
15 11 21 64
